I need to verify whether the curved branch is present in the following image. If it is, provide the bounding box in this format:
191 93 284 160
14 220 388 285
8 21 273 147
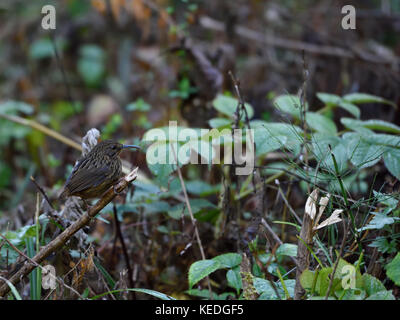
0 167 139 298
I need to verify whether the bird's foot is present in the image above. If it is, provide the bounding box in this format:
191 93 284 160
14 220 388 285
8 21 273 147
113 185 123 195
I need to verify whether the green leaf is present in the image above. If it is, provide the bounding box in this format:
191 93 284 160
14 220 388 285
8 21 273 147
186 180 220 196
359 212 399 231
254 127 287 156
212 94 254 120
188 259 221 289
383 148 400 179
299 269 315 292
306 112 337 135
365 291 395 300
342 133 384 169
274 95 307 119
276 243 297 257
362 274 386 296
226 267 242 295
29 38 55 59
252 122 303 155
208 118 231 128
338 101 360 118
342 93 396 108
316 92 342 106
385 252 400 286
212 253 242 268
0 100 34 115
312 134 347 173
78 44 105 87
341 118 400 134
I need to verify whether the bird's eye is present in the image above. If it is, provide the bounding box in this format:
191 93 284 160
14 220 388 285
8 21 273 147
111 145 116 150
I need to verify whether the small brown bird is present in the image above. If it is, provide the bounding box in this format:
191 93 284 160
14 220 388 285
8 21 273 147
59 140 140 200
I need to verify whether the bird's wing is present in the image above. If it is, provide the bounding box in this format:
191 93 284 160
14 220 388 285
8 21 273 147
64 160 111 194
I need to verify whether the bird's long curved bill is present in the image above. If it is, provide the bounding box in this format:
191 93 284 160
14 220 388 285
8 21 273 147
122 144 140 150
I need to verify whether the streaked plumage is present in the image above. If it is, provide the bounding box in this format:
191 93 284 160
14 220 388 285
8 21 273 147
59 140 139 200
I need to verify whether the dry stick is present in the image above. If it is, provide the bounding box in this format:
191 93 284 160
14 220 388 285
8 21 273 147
0 168 139 298
261 218 297 266
294 209 314 300
170 144 213 300
30 176 54 210
277 186 302 225
112 203 135 299
0 113 81 151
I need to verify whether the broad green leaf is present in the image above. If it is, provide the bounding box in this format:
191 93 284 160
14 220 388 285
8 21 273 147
385 253 400 286
29 38 67 60
188 259 221 288
277 279 295 298
252 122 303 155
142 200 171 214
254 127 287 155
338 101 360 118
212 94 254 119
253 277 279 299
317 93 360 118
299 269 315 292
364 133 400 147
274 95 307 119
212 253 242 268
339 289 366 300
312 134 347 173
316 92 342 106
226 267 242 294
276 243 297 257
343 93 396 108
362 274 386 296
306 112 337 135
186 180 220 196
383 148 400 179
208 117 231 128
341 118 400 134
342 133 383 169
168 199 216 219
366 290 395 300
0 100 34 115
78 44 105 87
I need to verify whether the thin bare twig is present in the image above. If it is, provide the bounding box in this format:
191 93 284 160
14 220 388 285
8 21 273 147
112 203 135 299
0 168 139 298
